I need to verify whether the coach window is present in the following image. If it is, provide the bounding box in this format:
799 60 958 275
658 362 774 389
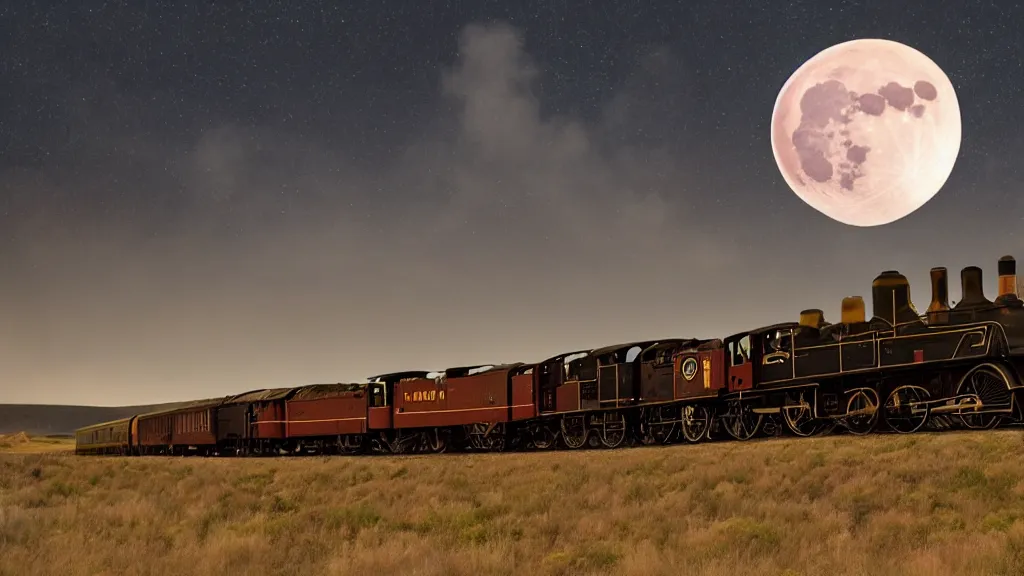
731 336 750 366
765 331 792 354
371 384 386 407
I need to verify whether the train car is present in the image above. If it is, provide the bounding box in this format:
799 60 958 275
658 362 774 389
703 255 1024 441
560 341 664 448
216 388 296 455
670 338 729 442
383 364 523 453
638 339 703 404
284 383 373 454
528 340 701 449
74 416 136 455
519 349 588 449
135 397 225 455
534 349 591 414
588 337 717 444
598 338 708 445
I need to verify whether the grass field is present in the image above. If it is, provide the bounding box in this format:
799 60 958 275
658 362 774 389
0 433 74 455
3 430 1024 576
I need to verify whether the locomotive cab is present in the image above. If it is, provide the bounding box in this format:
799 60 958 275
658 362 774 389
589 340 663 408
741 322 803 388
725 332 755 391
367 371 431 406
366 371 432 430
638 339 702 402
760 326 796 383
369 382 387 407
535 349 591 413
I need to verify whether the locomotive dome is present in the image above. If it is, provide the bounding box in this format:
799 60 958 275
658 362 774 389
870 270 920 326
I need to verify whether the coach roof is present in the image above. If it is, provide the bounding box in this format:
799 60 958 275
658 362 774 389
136 397 228 418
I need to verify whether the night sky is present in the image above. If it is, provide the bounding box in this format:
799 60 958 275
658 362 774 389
3 2 1023 405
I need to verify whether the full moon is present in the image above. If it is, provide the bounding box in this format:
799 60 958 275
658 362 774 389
770 39 961 227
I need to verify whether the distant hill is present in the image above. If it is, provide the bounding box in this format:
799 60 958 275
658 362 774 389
0 402 189 435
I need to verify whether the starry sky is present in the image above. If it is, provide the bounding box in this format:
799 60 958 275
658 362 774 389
2 2 1023 405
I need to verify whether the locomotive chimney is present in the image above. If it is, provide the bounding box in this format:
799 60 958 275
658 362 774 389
871 270 920 326
953 266 993 310
997 256 1019 300
995 256 1024 307
799 309 827 328
926 267 951 324
841 296 866 324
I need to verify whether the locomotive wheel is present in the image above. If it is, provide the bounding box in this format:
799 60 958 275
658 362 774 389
371 433 393 454
781 392 830 437
489 423 508 452
843 388 880 435
721 400 763 441
884 385 931 434
389 431 418 454
421 429 447 454
469 423 507 452
338 436 365 455
560 416 588 449
530 422 558 450
467 423 488 451
597 412 628 449
957 364 1014 430
640 406 679 445
680 405 711 443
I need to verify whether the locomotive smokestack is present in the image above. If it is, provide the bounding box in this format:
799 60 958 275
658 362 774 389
998 256 1018 298
953 266 993 310
926 267 950 324
871 270 920 326
995 256 1023 307
799 309 827 328
841 296 866 324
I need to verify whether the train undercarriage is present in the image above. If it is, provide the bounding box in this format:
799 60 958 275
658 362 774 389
708 361 1020 441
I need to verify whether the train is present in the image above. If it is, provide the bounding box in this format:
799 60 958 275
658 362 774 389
75 254 1024 456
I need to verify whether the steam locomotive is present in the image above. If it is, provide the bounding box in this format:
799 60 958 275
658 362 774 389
74 255 1024 456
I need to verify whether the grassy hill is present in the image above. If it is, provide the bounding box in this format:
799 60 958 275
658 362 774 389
0 402 188 435
3 430 1024 575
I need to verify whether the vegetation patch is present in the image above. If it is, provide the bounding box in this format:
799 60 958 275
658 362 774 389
3 430 1024 575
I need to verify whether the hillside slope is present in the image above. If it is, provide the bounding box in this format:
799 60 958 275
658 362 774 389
2 430 1024 575
0 402 188 435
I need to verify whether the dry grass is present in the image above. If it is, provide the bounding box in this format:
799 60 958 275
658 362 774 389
0 433 73 455
3 430 1024 576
